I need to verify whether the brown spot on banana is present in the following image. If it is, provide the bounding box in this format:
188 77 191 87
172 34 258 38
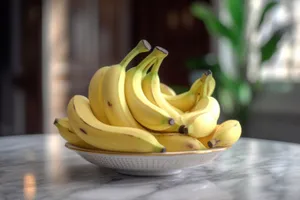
107 101 112 107
68 129 75 134
79 128 87 135
187 143 194 149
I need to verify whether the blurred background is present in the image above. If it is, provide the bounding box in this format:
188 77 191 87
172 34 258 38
0 0 299 143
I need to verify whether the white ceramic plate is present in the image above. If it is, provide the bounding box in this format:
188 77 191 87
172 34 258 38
65 143 228 176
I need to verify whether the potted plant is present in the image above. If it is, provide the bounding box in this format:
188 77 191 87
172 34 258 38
187 0 290 126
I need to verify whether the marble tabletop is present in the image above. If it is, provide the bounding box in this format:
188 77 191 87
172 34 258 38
0 134 300 200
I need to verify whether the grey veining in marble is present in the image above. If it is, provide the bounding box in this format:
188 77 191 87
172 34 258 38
0 134 300 200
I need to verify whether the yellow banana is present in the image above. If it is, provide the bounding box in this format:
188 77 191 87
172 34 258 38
142 50 184 124
196 72 216 102
54 117 94 149
101 40 151 128
88 66 110 124
198 125 220 149
160 83 176 96
180 74 219 132
186 112 217 138
143 78 182 116
142 65 176 96
208 120 242 148
67 95 166 153
153 133 206 152
182 96 220 124
162 72 209 112
125 47 184 133
142 75 183 115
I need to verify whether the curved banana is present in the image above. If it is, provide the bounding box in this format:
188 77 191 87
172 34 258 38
101 40 151 128
196 72 216 102
54 117 94 149
88 66 110 124
198 125 220 149
160 83 176 96
142 49 184 124
125 47 183 132
186 111 217 138
208 120 242 148
67 95 166 153
162 73 209 112
153 133 206 152
141 59 182 114
182 96 220 124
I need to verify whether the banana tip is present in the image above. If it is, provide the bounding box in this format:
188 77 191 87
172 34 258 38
204 70 212 76
142 40 151 51
207 141 213 148
168 118 175 125
179 125 188 135
156 46 169 55
53 118 58 125
161 147 167 153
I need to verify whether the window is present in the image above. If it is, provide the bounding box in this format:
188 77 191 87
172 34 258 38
248 0 299 82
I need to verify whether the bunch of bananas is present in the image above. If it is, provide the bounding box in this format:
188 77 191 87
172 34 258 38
54 40 242 153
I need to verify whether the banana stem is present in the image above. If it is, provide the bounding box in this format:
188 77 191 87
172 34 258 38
151 58 163 73
137 55 157 71
120 40 151 68
142 59 157 76
137 47 167 71
150 47 168 73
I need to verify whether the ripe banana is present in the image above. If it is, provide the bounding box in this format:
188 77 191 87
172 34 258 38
182 96 220 124
88 66 110 124
198 125 220 149
143 75 183 115
196 72 216 102
208 120 242 148
144 76 186 116
125 47 184 133
67 95 166 153
153 133 206 152
101 40 151 128
162 72 208 112
142 51 184 123
187 112 217 138
160 83 176 96
142 63 178 98
54 117 94 149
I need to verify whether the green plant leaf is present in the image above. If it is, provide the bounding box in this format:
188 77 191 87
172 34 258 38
225 0 246 60
257 1 279 30
226 0 245 32
260 28 287 63
190 2 235 45
238 81 252 106
218 87 236 115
